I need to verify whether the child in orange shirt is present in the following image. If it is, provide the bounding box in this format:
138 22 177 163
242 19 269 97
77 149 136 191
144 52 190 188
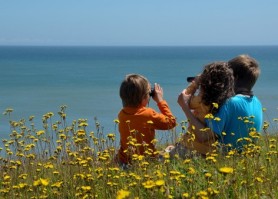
116 74 176 166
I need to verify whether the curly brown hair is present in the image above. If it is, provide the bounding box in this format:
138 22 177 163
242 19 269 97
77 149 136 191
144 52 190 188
199 62 235 114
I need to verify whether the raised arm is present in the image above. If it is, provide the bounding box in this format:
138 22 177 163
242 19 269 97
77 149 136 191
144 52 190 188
177 89 215 142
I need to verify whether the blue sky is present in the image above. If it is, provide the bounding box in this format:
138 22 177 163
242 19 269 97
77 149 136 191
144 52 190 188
1 0 278 46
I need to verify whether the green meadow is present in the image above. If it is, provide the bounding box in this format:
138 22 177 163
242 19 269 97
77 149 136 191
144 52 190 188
0 106 277 199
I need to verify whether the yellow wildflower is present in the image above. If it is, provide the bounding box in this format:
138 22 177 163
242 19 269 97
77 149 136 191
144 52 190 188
18 174 28 180
212 102 219 109
130 129 136 134
155 179 165 186
18 183 27 189
142 180 156 189
138 155 144 161
205 173 212 178
51 181 63 188
147 120 154 124
77 130 86 136
40 178 49 186
44 163 54 169
81 186 91 192
33 178 49 186
107 133 115 139
244 119 249 123
116 189 130 199
197 190 208 197
151 139 158 144
255 177 264 183
33 179 41 186
214 117 221 121
205 113 214 119
219 167 233 174
187 167 196 174
78 122 88 127
4 175 11 181
182 193 189 198
36 130 45 136
183 159 191 164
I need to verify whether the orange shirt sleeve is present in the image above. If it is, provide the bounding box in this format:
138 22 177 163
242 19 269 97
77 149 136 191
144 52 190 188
152 100 176 130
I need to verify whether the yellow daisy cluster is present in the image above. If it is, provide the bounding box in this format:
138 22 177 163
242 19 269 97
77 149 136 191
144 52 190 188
0 106 277 198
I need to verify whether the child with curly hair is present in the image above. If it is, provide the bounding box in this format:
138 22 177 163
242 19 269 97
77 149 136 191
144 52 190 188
169 61 234 157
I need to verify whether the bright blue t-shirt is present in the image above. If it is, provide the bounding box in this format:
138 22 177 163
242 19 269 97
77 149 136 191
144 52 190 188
206 95 263 150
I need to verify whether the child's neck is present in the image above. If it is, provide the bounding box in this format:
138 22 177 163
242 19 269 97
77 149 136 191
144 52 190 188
235 88 253 96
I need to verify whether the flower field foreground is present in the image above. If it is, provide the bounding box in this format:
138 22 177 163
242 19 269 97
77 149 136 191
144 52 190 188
1 106 278 199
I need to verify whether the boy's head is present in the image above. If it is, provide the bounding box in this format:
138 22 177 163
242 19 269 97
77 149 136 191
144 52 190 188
120 74 150 107
228 54 260 93
199 61 234 111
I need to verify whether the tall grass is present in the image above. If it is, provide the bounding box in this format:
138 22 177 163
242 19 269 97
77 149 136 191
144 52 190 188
0 106 277 199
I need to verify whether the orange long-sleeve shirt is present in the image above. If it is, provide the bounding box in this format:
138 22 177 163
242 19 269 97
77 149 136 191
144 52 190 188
117 100 176 164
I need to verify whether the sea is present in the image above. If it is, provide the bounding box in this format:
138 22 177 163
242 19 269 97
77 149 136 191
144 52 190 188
0 46 278 142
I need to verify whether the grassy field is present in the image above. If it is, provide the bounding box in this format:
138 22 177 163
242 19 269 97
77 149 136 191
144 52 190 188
1 106 277 199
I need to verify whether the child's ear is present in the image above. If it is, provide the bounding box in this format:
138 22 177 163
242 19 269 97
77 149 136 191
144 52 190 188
142 96 149 106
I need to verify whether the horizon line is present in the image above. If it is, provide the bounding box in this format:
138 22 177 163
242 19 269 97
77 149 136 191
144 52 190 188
0 44 278 47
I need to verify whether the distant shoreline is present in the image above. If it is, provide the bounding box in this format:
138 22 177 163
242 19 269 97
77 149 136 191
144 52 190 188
1 45 278 48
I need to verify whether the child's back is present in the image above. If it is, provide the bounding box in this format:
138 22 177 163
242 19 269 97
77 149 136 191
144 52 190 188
117 74 176 165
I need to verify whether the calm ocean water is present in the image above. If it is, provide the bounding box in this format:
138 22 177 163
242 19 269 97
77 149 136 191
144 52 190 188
0 46 278 140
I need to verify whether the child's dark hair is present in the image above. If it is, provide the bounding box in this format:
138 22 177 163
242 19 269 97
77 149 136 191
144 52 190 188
120 74 149 107
228 54 260 94
199 62 234 114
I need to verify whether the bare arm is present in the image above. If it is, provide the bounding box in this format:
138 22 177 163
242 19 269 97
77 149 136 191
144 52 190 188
185 79 198 95
177 89 215 142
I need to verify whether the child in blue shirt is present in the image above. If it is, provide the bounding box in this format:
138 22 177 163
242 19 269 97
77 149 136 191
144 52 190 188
207 55 263 151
